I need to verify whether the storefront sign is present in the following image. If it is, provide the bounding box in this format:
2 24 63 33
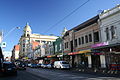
68 52 79 55
92 53 104 55
91 42 108 48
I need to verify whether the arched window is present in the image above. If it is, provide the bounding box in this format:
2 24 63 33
111 26 116 39
106 27 109 40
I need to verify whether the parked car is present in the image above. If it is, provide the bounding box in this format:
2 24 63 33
37 64 41 68
41 64 47 68
46 63 54 68
17 62 26 70
30 64 38 68
54 61 70 69
27 63 32 67
2 62 17 75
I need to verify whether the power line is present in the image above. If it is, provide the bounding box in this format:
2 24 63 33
42 0 90 34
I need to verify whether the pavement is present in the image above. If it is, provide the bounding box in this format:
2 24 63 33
71 67 120 77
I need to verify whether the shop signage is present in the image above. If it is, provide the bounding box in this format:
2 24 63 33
92 53 104 55
91 42 108 48
68 52 79 55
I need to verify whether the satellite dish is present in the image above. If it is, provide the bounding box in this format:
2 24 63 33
97 10 103 14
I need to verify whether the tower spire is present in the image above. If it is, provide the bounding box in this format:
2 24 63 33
26 22 29 26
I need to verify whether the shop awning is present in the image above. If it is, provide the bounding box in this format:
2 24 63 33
68 52 79 55
47 55 56 58
56 53 63 57
78 49 91 54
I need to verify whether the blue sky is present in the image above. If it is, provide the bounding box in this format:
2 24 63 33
0 0 120 51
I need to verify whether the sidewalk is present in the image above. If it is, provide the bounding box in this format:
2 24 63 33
71 67 120 77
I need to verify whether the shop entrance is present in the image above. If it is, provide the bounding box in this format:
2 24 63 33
91 55 100 68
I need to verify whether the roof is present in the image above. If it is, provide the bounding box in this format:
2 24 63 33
64 15 99 37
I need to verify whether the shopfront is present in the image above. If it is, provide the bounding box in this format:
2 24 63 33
91 43 120 69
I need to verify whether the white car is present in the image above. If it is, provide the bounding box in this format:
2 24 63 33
27 63 32 67
54 61 70 69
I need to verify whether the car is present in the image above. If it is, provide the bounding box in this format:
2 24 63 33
17 62 26 70
2 62 17 75
30 64 38 68
41 64 47 68
27 63 32 67
46 64 54 68
54 61 70 69
37 64 41 68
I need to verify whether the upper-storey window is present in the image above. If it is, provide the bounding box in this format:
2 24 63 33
82 37 84 44
74 39 77 47
85 35 88 43
89 34 92 42
94 31 99 42
106 28 109 41
111 26 116 39
78 38 81 45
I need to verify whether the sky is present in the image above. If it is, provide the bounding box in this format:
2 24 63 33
0 0 120 52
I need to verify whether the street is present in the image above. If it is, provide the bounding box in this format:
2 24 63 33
1 68 120 80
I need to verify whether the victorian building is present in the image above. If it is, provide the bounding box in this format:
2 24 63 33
19 23 58 60
94 4 120 70
63 15 100 68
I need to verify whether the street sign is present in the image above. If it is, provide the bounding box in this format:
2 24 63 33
0 42 6 48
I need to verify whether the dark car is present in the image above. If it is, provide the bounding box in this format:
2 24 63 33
37 64 41 68
30 64 38 68
17 62 26 70
2 62 17 75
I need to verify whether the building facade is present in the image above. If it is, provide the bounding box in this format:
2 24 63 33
19 23 58 60
11 45 20 61
63 15 100 68
95 4 120 70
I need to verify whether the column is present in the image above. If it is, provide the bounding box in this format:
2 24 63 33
88 55 92 68
100 55 106 68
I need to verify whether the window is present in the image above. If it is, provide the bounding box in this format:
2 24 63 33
85 35 88 43
23 44 25 47
42 41 46 43
60 43 62 50
55 45 57 52
82 37 84 44
78 38 81 45
106 28 109 40
65 43 66 49
89 34 92 42
67 42 68 48
94 31 99 42
27 34 30 37
64 43 66 49
23 48 25 52
111 26 116 39
35 40 40 43
74 39 77 47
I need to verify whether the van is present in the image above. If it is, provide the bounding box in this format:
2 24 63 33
54 61 70 69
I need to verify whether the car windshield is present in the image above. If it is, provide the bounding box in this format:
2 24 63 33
61 62 69 64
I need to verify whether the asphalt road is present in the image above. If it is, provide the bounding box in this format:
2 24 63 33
0 70 48 80
0 68 120 80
